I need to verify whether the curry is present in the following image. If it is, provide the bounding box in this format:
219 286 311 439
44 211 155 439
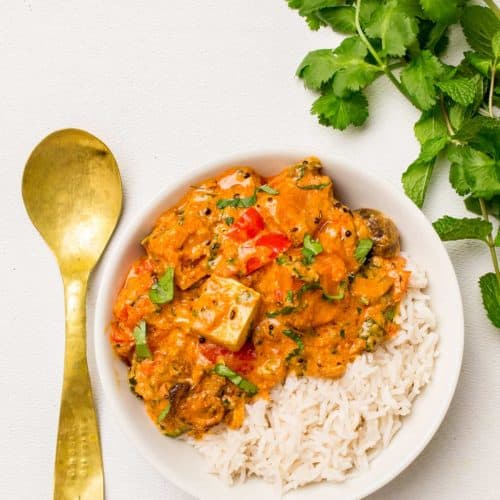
110 158 409 438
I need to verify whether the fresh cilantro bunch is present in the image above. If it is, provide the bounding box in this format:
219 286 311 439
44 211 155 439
287 0 500 327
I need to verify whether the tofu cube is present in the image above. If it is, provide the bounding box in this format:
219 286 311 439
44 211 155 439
192 276 261 351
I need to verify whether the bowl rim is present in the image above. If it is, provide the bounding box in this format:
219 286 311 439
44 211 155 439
94 150 464 499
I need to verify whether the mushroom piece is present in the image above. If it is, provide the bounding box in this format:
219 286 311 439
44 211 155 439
354 209 400 258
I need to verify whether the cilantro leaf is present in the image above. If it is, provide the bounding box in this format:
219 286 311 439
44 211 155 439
149 267 175 304
320 6 356 34
329 36 382 96
402 158 436 207
432 216 492 242
447 146 500 200
216 191 257 209
436 76 478 106
365 0 419 56
258 184 279 195
464 196 500 220
420 0 460 24
354 238 373 264
311 90 369 130
297 49 338 90
302 233 323 264
132 320 152 361
266 305 297 318
479 273 500 328
283 328 305 361
401 50 445 110
414 106 448 145
461 6 500 56
287 0 346 30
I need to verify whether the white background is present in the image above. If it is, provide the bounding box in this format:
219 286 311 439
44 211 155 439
1 1 499 499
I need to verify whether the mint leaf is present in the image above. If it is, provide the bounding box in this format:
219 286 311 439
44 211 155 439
461 6 500 56
433 216 492 242
354 238 373 264
479 273 500 327
447 146 500 200
365 0 419 56
420 0 460 23
297 49 338 90
454 115 500 143
436 76 478 106
401 50 445 110
414 106 448 145
464 196 500 219
311 90 369 130
464 51 493 77
402 158 435 207
419 135 449 162
320 6 356 34
449 162 470 196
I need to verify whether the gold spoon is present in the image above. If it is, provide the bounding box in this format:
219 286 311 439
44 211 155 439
22 129 122 500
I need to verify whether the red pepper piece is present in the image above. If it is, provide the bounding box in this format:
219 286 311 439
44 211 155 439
255 232 292 258
227 208 265 242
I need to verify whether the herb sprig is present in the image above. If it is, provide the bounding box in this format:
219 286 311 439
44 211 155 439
287 0 500 327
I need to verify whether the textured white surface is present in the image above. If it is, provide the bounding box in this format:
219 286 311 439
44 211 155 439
0 1 498 499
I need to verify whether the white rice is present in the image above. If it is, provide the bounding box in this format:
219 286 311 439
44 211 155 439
191 259 438 492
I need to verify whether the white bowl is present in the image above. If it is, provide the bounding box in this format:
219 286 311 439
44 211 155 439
94 152 463 500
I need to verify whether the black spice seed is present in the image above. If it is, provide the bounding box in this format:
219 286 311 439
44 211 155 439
234 193 240 199
267 197 273 202
206 240 211 246
334 202 342 208
345 230 352 237
291 227 298 232
243 172 250 178
203 207 212 215
313 217 320 224
229 309 236 320
199 336 206 344
269 324 274 331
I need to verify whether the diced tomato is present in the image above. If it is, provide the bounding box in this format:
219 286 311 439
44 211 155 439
255 232 291 258
227 208 265 242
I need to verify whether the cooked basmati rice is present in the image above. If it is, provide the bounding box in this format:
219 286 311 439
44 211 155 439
191 260 438 492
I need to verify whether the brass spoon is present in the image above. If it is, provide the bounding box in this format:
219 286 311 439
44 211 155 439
22 129 122 500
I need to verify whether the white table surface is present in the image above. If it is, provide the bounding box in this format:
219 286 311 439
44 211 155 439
1 1 499 499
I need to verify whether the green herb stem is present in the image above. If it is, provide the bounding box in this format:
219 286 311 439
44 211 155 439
354 0 409 100
479 198 500 285
488 57 497 118
484 0 500 20
440 94 455 136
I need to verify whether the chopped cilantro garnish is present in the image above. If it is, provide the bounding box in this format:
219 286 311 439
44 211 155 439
149 267 175 304
258 184 279 195
216 191 257 209
354 239 373 264
302 234 323 264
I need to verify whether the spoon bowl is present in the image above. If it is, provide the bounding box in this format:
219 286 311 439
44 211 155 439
22 129 122 273
22 128 122 500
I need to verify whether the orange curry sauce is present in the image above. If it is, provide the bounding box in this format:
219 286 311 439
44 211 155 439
110 158 410 438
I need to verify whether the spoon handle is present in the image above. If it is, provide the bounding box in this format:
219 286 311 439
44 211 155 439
54 275 104 500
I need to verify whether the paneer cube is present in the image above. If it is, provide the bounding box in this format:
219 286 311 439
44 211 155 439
191 276 261 351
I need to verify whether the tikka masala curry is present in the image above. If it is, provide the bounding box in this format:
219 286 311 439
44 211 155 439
110 158 409 438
